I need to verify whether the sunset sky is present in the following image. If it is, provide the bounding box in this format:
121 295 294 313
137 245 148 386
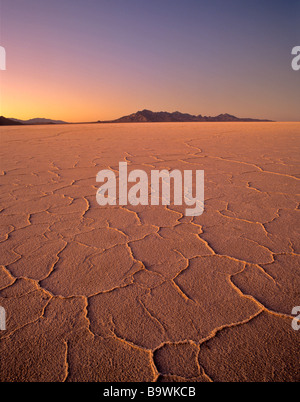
1 0 299 122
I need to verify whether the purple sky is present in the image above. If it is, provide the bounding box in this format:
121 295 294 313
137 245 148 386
1 0 300 121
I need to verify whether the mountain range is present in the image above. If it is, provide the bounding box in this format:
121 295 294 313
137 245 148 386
11 117 67 125
100 109 272 123
0 110 272 126
0 117 67 125
0 116 24 126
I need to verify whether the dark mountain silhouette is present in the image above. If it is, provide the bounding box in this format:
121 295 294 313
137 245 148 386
0 116 24 126
10 117 67 125
99 109 272 123
1 110 272 126
0 117 68 126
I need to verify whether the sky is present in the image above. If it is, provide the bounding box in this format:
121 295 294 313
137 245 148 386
0 0 299 122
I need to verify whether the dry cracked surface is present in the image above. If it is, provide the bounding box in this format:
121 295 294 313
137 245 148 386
0 122 299 382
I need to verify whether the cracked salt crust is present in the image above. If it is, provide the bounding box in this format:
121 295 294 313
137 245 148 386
0 122 299 382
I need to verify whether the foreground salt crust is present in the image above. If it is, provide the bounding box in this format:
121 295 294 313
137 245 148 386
0 122 299 382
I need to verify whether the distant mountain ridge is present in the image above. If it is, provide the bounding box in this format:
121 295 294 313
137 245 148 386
1 110 273 126
10 117 67 125
0 116 23 126
0 116 68 126
101 109 272 123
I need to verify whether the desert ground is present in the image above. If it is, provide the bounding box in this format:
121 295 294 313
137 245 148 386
0 122 299 382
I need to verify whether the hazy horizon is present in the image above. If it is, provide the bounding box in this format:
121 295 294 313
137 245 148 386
1 0 300 122
5 109 293 123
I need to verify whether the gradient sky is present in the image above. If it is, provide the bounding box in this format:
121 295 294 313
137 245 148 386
0 0 299 122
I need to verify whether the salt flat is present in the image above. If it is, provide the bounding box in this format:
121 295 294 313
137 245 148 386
0 122 299 382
